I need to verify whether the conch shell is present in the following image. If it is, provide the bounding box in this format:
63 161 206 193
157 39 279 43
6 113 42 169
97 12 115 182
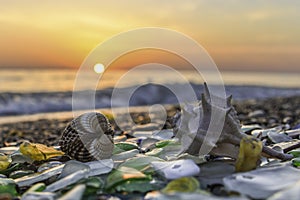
173 83 293 161
59 112 114 162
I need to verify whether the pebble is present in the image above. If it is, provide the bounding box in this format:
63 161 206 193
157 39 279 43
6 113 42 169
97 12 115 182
44 169 89 192
21 192 56 200
152 129 174 140
132 129 174 141
57 184 86 200
283 117 293 124
268 119 279 127
293 124 300 130
0 174 7 178
267 132 293 143
273 140 300 151
85 159 113 177
133 131 154 138
15 164 65 187
125 137 141 144
0 147 19 155
38 161 63 172
10 152 33 164
132 123 160 132
151 159 200 180
9 170 34 179
251 129 262 138
58 160 89 179
113 135 127 143
140 138 159 152
248 110 265 118
112 149 139 162
268 179 300 200
286 128 300 139
241 124 262 134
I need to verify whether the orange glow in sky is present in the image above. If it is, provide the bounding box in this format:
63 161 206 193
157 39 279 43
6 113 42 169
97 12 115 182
0 1 299 72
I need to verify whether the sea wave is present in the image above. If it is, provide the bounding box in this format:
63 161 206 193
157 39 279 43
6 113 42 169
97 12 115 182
0 83 300 116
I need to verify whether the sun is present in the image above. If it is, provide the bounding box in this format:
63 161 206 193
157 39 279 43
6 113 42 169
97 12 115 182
94 63 105 74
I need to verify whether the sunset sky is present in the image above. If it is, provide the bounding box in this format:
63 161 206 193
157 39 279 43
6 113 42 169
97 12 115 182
0 0 299 72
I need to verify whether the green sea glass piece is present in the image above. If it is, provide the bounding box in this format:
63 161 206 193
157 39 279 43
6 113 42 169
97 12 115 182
115 179 158 193
106 166 151 191
24 182 46 193
0 178 18 196
113 142 139 154
288 150 300 158
119 156 164 172
292 158 300 167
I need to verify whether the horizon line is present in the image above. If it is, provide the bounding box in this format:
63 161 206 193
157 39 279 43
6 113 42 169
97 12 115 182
0 65 299 73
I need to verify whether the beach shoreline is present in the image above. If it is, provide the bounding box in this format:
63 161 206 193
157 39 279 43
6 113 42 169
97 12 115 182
1 83 300 117
1 95 299 147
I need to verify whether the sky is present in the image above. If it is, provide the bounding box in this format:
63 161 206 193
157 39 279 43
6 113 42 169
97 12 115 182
0 0 300 72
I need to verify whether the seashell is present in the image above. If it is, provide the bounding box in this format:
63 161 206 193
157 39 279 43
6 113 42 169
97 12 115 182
59 112 114 162
173 83 245 158
173 83 293 161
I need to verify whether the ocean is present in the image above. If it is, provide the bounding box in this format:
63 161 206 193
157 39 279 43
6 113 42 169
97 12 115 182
0 68 299 117
1 68 299 92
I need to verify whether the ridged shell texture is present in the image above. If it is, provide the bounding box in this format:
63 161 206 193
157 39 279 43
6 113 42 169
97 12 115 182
59 112 114 162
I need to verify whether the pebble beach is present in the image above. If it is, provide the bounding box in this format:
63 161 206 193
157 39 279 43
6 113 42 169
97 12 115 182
1 95 299 147
0 94 300 199
1 1 300 198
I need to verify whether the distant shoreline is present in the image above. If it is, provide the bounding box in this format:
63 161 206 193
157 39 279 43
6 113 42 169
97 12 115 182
0 68 299 93
0 83 299 117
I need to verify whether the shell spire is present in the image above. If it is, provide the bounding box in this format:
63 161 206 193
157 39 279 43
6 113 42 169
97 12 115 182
59 112 114 162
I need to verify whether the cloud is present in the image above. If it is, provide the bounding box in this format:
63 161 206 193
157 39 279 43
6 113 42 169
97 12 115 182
0 1 299 71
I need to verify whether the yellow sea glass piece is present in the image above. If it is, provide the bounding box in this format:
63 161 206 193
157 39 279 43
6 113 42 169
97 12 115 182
20 142 64 161
0 154 11 171
162 177 200 194
235 136 262 172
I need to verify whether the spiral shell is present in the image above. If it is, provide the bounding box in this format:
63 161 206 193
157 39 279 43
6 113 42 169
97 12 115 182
173 83 246 158
59 112 114 162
